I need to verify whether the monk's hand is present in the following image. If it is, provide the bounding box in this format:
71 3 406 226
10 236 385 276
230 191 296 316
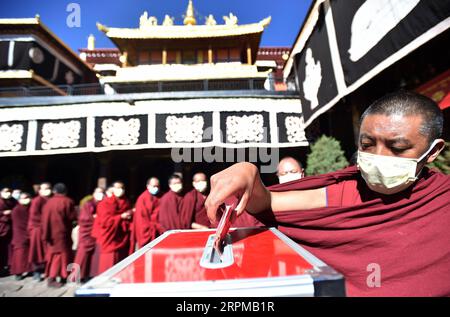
3 210 11 215
205 162 270 225
121 211 132 220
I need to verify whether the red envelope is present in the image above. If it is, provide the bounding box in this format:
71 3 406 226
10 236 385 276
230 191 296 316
214 197 238 252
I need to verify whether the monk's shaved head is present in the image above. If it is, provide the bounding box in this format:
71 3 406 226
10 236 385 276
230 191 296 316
93 187 104 194
40 182 52 190
361 91 443 145
277 157 303 176
53 183 67 195
147 177 160 187
168 174 182 186
193 172 207 182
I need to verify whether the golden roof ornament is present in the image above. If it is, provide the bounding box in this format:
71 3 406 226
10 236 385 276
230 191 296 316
139 11 158 28
183 0 197 25
223 13 238 26
96 22 109 32
162 15 174 26
259 16 272 28
87 34 95 50
205 14 217 26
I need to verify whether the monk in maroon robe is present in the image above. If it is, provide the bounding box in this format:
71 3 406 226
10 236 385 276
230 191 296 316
276 157 304 184
158 174 185 233
41 183 76 287
180 172 210 229
28 182 51 279
0 187 16 276
10 193 32 279
131 177 162 252
206 91 450 296
74 187 104 281
93 181 132 274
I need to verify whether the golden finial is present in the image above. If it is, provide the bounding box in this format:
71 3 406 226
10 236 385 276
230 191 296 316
96 22 109 33
163 15 174 26
260 16 272 28
87 34 95 50
205 14 217 26
140 11 158 28
184 0 197 25
223 13 238 26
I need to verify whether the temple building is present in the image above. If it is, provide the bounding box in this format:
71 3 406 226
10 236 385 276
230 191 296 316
0 1 307 202
0 16 97 97
283 0 449 157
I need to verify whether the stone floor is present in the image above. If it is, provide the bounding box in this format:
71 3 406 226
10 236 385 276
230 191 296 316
0 275 79 297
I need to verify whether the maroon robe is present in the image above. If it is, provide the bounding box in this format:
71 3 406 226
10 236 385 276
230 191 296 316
157 190 183 233
27 195 48 269
10 203 31 275
253 166 450 296
180 189 210 229
0 197 16 271
41 194 76 279
131 190 160 250
93 195 132 273
74 199 98 279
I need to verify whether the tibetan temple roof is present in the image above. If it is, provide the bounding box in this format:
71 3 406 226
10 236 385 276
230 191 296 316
97 17 271 40
0 16 94 74
96 0 271 60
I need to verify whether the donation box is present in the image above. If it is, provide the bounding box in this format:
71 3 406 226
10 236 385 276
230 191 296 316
75 227 345 297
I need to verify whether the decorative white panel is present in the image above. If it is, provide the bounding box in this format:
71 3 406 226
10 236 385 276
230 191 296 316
101 118 141 146
41 120 81 150
0 123 24 152
165 115 204 143
226 114 264 143
285 116 307 143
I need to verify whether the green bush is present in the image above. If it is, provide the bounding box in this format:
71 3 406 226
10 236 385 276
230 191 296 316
427 142 450 174
306 135 349 176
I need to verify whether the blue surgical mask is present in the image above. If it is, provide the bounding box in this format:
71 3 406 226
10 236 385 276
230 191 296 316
12 191 21 200
149 186 159 195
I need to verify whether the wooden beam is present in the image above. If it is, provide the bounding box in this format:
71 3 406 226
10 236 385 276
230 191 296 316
208 47 213 64
162 49 167 65
247 45 252 65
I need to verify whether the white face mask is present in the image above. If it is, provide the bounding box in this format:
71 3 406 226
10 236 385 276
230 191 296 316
1 192 12 200
357 139 440 195
170 183 183 193
193 181 207 193
93 192 104 202
278 172 303 184
113 188 124 198
12 191 21 200
148 186 159 195
40 188 52 197
20 198 31 205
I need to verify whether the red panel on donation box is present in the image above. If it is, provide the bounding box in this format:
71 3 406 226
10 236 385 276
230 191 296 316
113 228 314 283
76 228 345 297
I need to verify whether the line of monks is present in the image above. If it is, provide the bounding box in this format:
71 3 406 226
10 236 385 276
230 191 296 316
0 157 302 288
0 172 238 287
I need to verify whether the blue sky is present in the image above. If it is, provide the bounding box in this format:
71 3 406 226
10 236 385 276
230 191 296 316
0 0 312 52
